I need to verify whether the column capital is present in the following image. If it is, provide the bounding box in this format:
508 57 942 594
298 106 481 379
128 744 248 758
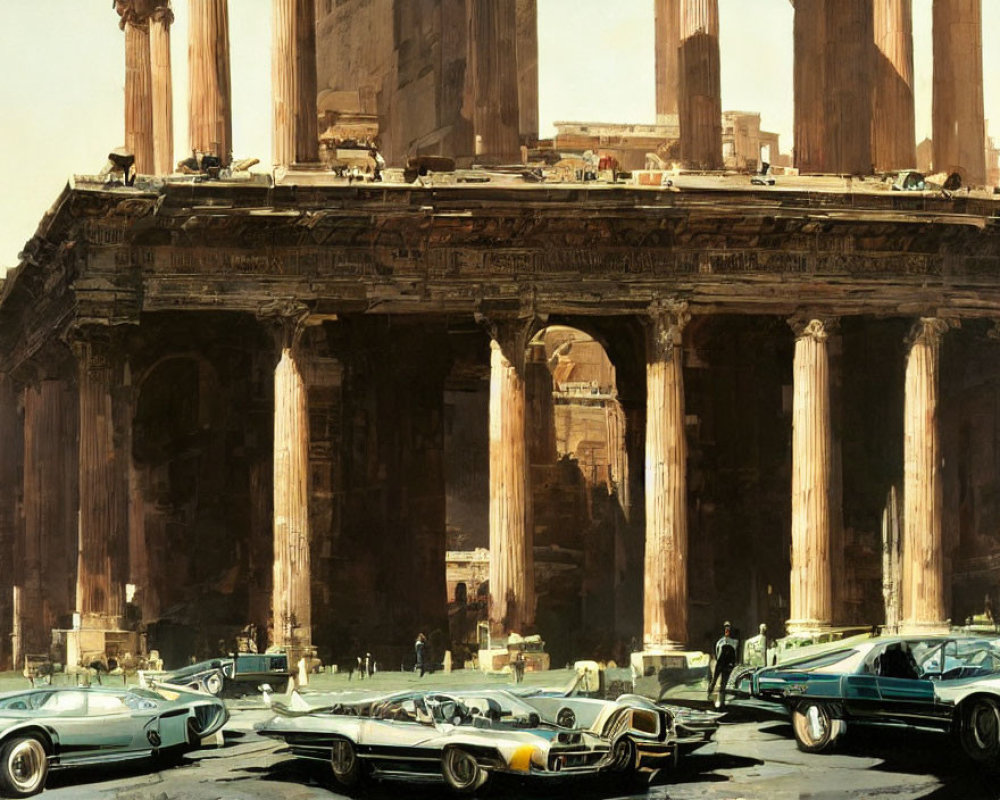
645 299 690 360
476 312 542 368
257 300 311 351
787 315 839 341
906 317 953 349
115 0 171 29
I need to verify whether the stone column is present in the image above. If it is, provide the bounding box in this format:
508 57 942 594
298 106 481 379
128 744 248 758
117 2 155 175
901 318 949 633
824 0 874 175
932 0 985 185
643 303 690 649
272 0 319 168
271 317 312 655
73 335 128 632
150 3 174 175
655 0 681 122
22 377 76 655
793 0 827 172
788 318 833 634
678 0 722 169
486 319 534 635
469 0 521 163
189 0 232 164
873 0 916 172
515 0 539 143
0 376 21 671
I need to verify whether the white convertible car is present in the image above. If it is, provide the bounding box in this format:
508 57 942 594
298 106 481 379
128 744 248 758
257 688 718 793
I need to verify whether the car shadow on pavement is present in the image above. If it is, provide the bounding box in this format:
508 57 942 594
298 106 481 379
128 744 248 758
44 754 197 791
759 721 1000 799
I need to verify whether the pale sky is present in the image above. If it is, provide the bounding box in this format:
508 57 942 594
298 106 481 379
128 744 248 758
1 0 998 271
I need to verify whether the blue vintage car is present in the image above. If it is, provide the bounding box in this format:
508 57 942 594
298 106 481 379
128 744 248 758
738 634 1000 762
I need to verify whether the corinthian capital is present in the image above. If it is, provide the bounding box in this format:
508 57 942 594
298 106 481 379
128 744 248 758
788 315 838 342
906 317 953 349
115 0 171 30
646 299 690 361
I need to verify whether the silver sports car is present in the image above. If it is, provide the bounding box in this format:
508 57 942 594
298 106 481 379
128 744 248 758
258 687 718 793
0 684 228 797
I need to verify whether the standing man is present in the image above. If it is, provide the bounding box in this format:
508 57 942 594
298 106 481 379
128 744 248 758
708 621 739 707
415 633 427 677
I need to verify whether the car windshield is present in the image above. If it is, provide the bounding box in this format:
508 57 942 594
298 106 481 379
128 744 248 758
918 639 1000 677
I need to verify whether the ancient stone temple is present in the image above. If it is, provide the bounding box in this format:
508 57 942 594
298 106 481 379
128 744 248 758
0 1 998 674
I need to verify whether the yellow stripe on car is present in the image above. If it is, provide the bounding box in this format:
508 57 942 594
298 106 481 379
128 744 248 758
508 745 536 772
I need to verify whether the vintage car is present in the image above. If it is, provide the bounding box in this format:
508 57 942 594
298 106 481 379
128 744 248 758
0 684 228 797
736 634 1000 762
258 687 718 793
157 651 293 697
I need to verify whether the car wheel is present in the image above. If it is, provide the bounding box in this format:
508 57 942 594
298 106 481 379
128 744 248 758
0 736 49 797
609 735 636 773
330 738 362 787
441 747 487 794
203 671 225 696
960 697 1000 764
791 702 844 753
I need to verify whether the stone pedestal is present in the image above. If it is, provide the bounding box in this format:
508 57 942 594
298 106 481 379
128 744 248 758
901 318 949 634
643 304 689 649
788 318 833 634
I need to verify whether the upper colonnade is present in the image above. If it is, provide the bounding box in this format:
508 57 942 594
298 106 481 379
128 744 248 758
116 1 987 180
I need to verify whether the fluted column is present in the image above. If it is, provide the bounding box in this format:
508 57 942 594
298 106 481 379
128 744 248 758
487 320 534 635
824 0 874 175
189 0 232 164
515 0 539 143
470 0 521 163
0 376 19 670
273 0 319 168
150 4 174 175
678 0 722 169
644 303 690 649
932 0 985 184
272 331 312 653
73 335 128 630
873 0 916 171
22 379 76 655
655 0 681 122
901 318 949 633
788 318 833 633
793 0 827 172
117 2 154 175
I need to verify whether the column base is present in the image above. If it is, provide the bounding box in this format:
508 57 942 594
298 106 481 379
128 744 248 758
60 626 145 670
899 620 951 636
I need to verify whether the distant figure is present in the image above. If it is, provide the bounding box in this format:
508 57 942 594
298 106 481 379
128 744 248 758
370 147 385 182
512 651 526 684
365 652 374 678
708 621 738 707
415 633 427 677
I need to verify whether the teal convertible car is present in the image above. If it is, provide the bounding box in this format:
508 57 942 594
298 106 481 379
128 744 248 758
0 684 228 797
739 635 1000 762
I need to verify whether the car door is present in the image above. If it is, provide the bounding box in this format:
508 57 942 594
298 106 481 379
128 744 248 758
360 698 442 776
50 692 138 761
